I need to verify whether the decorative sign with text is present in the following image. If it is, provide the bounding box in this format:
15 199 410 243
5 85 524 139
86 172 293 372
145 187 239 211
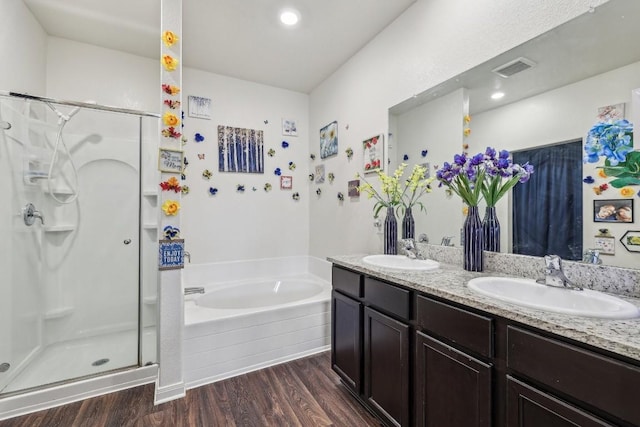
158 238 184 270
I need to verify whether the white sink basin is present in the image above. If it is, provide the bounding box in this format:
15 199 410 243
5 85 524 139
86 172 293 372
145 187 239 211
362 255 440 271
467 277 640 319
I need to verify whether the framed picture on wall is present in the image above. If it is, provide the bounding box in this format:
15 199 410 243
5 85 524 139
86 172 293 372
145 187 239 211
363 134 384 174
280 175 293 190
620 230 640 253
320 121 338 159
593 199 633 223
158 148 184 174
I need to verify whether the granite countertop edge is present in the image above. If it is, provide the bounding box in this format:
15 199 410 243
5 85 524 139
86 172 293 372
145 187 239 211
327 255 640 363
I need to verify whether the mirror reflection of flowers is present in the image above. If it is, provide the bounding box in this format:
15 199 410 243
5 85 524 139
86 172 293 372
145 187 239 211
357 164 407 218
400 164 435 213
584 119 639 188
481 147 534 206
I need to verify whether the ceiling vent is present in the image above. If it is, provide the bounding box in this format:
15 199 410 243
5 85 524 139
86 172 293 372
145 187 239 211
491 57 536 78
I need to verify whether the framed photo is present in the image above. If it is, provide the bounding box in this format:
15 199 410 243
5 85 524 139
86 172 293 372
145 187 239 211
597 103 625 122
188 95 212 119
593 199 633 223
158 148 184 174
348 179 360 198
363 134 384 173
594 235 615 255
320 121 338 159
620 230 640 253
280 175 293 190
315 165 325 184
282 118 298 136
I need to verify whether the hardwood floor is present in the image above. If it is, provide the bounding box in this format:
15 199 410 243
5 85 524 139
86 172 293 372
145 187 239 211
1 351 382 427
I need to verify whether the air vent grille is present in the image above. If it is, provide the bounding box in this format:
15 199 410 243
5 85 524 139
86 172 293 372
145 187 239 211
492 57 536 78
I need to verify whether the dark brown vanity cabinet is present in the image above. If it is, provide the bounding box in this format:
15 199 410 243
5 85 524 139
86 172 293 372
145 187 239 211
415 295 493 427
506 376 614 427
331 267 411 426
331 264 640 427
331 267 364 395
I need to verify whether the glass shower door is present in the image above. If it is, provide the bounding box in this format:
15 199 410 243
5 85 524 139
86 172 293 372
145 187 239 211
0 94 142 395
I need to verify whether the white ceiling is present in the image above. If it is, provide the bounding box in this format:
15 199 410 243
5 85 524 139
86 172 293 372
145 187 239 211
23 0 416 93
391 0 640 115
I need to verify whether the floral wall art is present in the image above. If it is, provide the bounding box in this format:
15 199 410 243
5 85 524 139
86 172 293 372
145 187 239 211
320 121 338 159
363 134 384 173
217 125 264 173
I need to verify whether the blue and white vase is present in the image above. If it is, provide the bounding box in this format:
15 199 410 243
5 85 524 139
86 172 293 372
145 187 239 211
402 206 415 239
482 206 500 252
384 207 398 255
463 206 484 271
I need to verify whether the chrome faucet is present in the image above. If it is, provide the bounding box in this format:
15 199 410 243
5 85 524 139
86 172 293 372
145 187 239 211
537 255 583 291
184 251 191 263
404 239 426 260
23 203 45 226
184 287 205 295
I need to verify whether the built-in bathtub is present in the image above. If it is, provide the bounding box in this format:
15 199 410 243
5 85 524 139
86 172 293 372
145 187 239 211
182 256 332 389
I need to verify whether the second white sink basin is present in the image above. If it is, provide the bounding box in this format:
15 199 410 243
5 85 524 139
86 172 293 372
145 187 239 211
467 277 640 319
362 255 440 271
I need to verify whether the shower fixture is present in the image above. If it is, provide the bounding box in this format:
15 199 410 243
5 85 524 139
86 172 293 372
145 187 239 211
23 202 45 226
44 102 82 204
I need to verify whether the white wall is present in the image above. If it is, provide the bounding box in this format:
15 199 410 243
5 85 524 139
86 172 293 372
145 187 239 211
46 37 158 111
308 0 606 258
393 89 467 245
469 61 640 268
180 68 310 264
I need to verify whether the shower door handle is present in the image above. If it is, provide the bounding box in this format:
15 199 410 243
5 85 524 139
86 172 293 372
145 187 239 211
23 203 45 226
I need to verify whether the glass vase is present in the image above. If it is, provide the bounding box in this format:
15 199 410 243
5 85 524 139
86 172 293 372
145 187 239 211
384 206 398 255
402 206 415 239
463 206 484 272
482 206 500 252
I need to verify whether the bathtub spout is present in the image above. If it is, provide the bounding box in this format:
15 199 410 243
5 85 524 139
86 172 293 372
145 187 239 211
184 287 205 295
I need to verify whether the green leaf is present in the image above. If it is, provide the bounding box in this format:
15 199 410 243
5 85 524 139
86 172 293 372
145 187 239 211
608 177 640 188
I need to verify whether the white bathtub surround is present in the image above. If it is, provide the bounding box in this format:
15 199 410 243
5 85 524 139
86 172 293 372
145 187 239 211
182 256 331 389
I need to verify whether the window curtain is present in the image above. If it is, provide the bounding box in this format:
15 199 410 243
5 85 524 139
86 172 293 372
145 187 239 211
512 141 583 260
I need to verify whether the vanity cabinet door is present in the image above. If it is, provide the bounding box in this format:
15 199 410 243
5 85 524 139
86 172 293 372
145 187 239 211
331 290 363 394
364 306 410 427
415 331 492 427
506 376 614 427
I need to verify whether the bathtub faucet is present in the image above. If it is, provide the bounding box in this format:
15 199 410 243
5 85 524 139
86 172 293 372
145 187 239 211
184 287 205 295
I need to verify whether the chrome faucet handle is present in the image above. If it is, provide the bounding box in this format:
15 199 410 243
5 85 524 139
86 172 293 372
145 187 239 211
23 203 44 226
544 254 562 272
418 233 429 243
540 254 583 291
404 239 417 259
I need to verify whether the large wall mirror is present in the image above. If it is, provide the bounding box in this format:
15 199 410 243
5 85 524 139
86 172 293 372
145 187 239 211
389 0 640 269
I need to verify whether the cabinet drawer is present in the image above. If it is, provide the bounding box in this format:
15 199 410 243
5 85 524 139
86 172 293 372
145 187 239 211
332 266 363 298
416 295 493 358
364 277 410 321
507 326 640 426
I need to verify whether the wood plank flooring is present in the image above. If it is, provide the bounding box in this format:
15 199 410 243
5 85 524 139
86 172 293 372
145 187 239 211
1 351 382 427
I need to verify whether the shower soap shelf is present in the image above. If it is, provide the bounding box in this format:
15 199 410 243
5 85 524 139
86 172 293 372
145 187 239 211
43 306 74 320
44 224 75 233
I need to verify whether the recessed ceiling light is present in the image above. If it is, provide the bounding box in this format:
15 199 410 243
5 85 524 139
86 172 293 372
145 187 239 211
491 92 505 100
280 10 300 26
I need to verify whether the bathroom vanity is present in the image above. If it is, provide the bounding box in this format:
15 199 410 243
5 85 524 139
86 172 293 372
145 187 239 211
328 254 640 427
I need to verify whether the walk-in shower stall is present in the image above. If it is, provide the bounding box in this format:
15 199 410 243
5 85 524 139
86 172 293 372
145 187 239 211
0 91 159 412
